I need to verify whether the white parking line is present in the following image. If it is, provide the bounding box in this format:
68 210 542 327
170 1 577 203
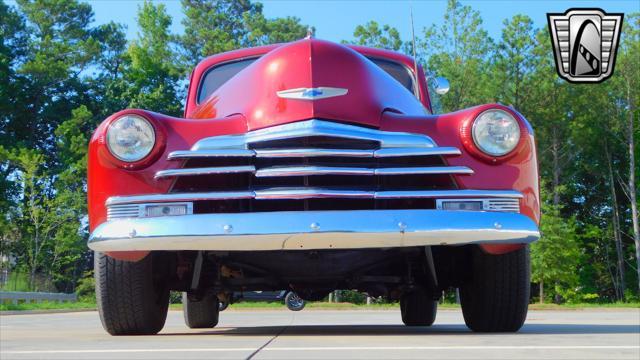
3 345 639 354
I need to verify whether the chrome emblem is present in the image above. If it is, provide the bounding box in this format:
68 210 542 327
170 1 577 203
277 87 348 100
547 8 623 83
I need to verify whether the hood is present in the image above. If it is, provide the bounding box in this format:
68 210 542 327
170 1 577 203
192 39 426 130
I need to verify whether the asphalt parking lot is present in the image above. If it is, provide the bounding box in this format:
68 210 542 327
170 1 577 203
1 308 639 359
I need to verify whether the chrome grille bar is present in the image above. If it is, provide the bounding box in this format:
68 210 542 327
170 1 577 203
155 166 255 179
168 149 254 159
256 166 373 177
167 146 462 160
254 165 473 177
191 119 437 151
374 147 461 157
107 191 255 206
374 166 473 175
107 189 523 205
255 188 373 200
255 148 373 158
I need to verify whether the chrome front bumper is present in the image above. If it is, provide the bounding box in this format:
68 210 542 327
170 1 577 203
88 210 539 252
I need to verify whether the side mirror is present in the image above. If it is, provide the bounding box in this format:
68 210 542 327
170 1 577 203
433 77 450 95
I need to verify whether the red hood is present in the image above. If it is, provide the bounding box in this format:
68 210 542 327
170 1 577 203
191 39 427 130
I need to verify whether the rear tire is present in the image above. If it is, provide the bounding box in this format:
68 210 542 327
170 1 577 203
95 253 170 335
182 291 220 328
460 245 530 332
400 289 437 326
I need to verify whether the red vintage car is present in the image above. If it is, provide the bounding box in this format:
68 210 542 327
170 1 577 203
88 38 540 335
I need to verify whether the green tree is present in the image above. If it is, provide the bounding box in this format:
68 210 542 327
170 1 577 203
180 0 261 66
612 13 640 294
531 199 580 303
180 0 308 68
4 148 79 290
245 13 307 46
122 1 183 116
10 0 100 154
493 15 535 109
348 21 403 51
420 0 494 111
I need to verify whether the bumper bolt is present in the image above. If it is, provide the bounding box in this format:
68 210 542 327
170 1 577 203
223 224 233 233
398 222 407 232
128 229 136 238
310 222 320 231
494 222 502 229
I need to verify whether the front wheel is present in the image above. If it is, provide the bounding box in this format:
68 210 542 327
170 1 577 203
460 245 530 332
95 253 170 335
400 289 437 326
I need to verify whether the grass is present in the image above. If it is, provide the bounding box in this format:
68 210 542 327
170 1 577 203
528 302 640 310
2 300 639 312
0 300 97 312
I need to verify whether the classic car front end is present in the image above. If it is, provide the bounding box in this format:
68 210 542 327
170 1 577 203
88 39 540 335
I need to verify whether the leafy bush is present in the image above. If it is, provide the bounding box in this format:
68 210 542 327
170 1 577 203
75 271 95 301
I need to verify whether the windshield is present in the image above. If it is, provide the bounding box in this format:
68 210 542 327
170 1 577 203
197 56 417 104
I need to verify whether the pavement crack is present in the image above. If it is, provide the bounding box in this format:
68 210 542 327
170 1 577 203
245 315 294 360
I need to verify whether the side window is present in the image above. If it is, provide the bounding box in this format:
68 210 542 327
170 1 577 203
367 58 417 97
197 58 258 103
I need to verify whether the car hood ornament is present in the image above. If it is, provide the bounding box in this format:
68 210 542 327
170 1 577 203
277 87 348 100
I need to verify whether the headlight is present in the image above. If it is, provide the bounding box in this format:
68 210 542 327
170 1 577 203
106 115 156 162
472 109 521 156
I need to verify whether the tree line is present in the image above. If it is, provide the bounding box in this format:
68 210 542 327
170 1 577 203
0 0 638 303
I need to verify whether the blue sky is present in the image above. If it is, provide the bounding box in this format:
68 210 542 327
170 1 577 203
9 0 639 43
87 0 639 43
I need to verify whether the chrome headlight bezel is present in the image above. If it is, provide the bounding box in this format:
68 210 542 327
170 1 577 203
471 109 521 157
106 115 156 163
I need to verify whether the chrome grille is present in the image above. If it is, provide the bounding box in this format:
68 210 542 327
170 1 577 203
107 204 141 220
161 120 469 212
485 198 521 212
163 120 467 192
105 120 521 215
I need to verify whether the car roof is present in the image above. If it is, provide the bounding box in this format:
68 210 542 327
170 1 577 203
192 42 419 77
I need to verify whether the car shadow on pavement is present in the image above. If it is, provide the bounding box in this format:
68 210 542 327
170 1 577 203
160 323 640 336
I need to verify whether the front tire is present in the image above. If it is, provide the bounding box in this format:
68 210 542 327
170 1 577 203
182 291 220 328
95 253 170 335
460 246 530 332
400 289 437 326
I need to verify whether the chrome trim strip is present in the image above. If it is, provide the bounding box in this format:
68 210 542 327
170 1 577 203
374 166 473 175
169 146 462 160
375 190 524 199
106 189 523 205
88 210 540 252
255 166 473 177
155 166 255 179
374 147 461 157
256 166 374 177
168 149 255 159
255 148 373 158
255 188 373 199
106 191 255 206
192 119 436 151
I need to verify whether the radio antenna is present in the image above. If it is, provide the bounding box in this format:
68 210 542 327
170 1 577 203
410 6 419 77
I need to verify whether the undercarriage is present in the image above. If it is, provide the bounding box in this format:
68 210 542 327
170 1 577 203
95 244 531 334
